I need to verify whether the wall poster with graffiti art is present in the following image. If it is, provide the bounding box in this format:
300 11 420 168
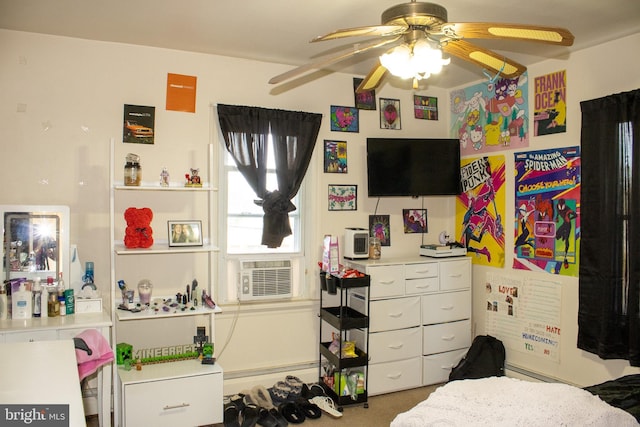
450 72 529 156
456 155 506 267
513 147 580 276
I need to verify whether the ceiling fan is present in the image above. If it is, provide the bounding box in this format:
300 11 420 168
269 1 574 92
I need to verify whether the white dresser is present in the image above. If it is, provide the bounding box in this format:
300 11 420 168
347 256 471 395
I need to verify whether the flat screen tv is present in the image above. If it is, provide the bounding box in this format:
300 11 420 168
367 138 462 197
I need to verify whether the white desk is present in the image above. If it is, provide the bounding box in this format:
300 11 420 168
0 311 112 427
0 340 86 426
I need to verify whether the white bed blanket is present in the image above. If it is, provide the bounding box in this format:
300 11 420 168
391 377 640 427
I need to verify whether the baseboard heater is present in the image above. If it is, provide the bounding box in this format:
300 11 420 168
505 363 561 383
223 361 317 380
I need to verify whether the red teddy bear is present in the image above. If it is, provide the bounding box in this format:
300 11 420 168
124 207 154 248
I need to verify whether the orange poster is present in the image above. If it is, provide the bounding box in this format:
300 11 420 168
166 73 197 113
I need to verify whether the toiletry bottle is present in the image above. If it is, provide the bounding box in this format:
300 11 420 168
59 295 66 316
32 277 42 317
12 281 33 319
0 284 7 320
47 276 58 317
41 283 48 318
58 272 65 293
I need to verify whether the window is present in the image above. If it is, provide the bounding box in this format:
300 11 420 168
224 137 302 255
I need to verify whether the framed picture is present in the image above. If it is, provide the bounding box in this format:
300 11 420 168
380 98 401 129
353 77 376 110
414 95 438 120
168 220 203 247
328 184 357 211
324 140 348 173
369 214 391 246
330 106 359 132
403 209 428 233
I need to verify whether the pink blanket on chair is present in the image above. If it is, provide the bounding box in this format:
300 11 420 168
74 329 114 381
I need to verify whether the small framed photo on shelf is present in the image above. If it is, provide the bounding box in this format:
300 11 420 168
168 220 203 247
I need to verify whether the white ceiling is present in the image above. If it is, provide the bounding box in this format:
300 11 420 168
1 0 639 89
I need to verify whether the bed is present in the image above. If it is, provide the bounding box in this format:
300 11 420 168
390 376 640 427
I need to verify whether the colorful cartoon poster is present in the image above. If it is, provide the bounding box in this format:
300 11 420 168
323 140 347 173
533 70 567 136
403 209 427 233
330 106 359 132
513 147 580 276
455 155 506 267
450 73 529 155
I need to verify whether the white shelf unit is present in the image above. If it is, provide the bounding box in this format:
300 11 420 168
109 139 223 426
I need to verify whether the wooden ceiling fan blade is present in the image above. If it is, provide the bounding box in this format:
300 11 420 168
443 22 574 46
269 36 401 85
312 24 407 42
356 62 388 93
442 40 527 78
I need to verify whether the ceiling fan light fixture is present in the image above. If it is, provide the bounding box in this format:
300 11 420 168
380 39 450 81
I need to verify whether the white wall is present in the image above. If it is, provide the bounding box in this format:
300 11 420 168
2 28 639 394
469 32 640 387
0 29 450 392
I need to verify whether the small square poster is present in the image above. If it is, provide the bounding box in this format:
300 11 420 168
353 77 376 110
324 140 348 173
123 104 155 144
330 106 359 132
166 73 197 113
380 98 401 130
414 95 438 120
369 214 391 246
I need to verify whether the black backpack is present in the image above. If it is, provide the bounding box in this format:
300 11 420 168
448 335 506 381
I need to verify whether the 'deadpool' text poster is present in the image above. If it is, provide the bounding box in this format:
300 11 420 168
456 155 506 267
513 147 580 276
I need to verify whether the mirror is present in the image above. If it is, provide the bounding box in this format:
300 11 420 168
2 205 70 283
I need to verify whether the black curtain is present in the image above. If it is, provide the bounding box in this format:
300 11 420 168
578 89 640 366
217 104 322 248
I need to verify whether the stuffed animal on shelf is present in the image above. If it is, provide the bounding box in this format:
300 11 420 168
124 207 154 248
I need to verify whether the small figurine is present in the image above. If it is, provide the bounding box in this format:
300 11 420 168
185 168 202 187
160 167 170 187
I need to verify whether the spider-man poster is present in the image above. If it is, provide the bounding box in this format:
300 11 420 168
455 155 506 267
513 147 580 276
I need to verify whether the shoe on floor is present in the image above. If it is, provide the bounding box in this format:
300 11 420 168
309 396 342 418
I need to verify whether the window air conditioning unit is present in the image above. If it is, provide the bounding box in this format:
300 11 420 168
239 259 292 301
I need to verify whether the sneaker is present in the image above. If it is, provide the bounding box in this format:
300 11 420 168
309 396 342 418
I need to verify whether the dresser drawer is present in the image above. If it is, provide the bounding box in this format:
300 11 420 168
3 329 57 343
367 296 421 333
367 357 422 395
421 290 471 325
353 327 421 364
406 277 439 295
423 319 471 355
123 372 223 427
423 349 468 385
439 258 471 291
367 265 405 299
404 262 438 279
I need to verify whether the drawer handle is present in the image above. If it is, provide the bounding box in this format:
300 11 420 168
415 269 433 274
380 280 396 285
448 273 463 278
388 312 403 318
163 403 191 410
440 364 455 370
388 343 404 350
415 284 432 289
441 335 456 341
440 305 454 310
387 372 403 380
